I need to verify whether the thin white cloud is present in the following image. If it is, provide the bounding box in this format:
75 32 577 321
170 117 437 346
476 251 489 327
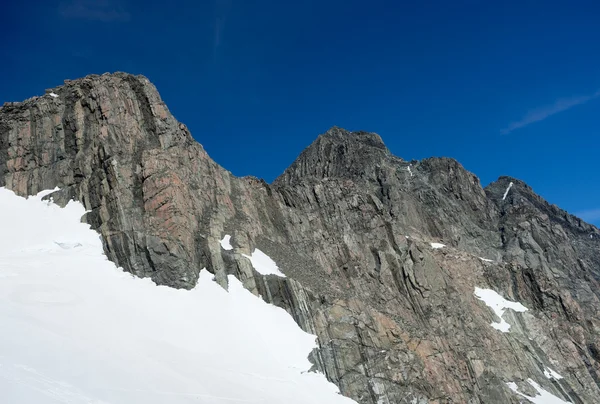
213 0 232 58
59 0 130 22
502 89 600 134
576 209 600 223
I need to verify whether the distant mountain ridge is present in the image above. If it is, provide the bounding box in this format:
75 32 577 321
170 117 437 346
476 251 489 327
1 72 599 403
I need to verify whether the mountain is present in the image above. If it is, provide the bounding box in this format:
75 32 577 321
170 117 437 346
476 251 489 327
1 72 599 403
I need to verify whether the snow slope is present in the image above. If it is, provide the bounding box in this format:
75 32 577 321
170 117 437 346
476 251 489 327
0 188 355 404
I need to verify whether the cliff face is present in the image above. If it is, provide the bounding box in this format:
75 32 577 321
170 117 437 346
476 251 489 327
1 73 599 403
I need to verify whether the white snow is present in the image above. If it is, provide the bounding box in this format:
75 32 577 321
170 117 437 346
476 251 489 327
407 165 413 177
502 181 514 201
0 188 354 404
430 242 446 249
479 257 494 263
242 248 286 277
220 234 233 250
36 186 60 198
507 379 570 404
474 287 528 332
48 92 58 98
544 367 564 380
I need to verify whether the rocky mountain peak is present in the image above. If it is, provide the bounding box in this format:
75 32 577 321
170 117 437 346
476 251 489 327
4 72 154 113
486 175 599 235
274 126 393 186
320 126 388 149
0 72 200 197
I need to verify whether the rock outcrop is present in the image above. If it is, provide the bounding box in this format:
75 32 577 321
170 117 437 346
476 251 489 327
1 73 599 403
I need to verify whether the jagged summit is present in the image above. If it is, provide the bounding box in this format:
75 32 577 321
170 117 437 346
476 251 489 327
274 126 395 186
486 175 599 234
1 72 151 110
320 126 388 149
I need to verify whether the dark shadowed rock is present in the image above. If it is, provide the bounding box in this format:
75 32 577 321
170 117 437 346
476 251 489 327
1 73 599 403
274 126 393 185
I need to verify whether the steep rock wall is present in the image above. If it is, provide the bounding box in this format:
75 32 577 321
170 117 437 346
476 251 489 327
1 73 599 403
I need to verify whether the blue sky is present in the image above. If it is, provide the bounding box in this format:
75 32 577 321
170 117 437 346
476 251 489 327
1 0 599 225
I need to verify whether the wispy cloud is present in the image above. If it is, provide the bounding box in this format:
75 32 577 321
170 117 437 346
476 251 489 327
575 208 600 224
59 0 130 22
502 89 600 134
213 0 232 61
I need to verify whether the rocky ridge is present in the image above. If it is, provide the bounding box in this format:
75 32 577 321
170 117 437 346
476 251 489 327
1 72 599 403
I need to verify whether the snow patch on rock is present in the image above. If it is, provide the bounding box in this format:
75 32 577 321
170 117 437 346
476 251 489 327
243 248 286 277
474 287 528 332
544 367 563 380
220 234 233 250
502 182 514 201
506 379 570 404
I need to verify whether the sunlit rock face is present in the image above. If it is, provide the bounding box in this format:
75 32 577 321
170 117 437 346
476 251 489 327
1 73 599 403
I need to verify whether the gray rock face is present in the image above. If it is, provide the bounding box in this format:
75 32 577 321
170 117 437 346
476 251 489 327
1 73 599 403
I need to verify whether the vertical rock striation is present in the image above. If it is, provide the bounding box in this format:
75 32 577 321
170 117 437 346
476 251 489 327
1 73 599 403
